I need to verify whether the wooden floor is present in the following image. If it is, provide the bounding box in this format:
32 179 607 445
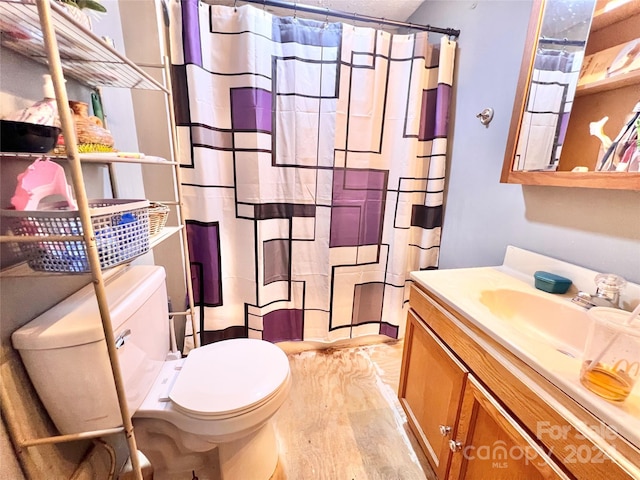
272 340 436 480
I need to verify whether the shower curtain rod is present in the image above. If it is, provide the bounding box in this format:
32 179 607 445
208 0 460 37
538 38 585 47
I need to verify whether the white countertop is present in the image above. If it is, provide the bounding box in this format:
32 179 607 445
410 246 640 468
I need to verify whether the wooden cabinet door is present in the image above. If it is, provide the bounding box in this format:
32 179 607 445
399 310 468 480
448 376 572 480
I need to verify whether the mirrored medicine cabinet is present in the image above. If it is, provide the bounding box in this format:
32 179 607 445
502 0 640 190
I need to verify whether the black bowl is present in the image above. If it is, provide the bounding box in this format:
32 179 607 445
0 120 61 153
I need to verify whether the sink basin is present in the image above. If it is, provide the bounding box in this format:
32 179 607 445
479 288 591 358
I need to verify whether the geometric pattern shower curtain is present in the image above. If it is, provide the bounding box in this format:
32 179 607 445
170 2 456 345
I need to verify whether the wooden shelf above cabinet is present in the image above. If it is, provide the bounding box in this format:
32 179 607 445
504 170 640 190
576 69 640 96
591 0 640 32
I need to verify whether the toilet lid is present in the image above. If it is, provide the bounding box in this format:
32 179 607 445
169 338 290 416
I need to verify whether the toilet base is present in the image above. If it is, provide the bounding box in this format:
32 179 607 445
133 418 279 480
219 421 279 480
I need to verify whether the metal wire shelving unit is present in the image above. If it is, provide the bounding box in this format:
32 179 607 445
0 1 197 478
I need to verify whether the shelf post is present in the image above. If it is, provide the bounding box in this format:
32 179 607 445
162 48 199 348
35 1 143 478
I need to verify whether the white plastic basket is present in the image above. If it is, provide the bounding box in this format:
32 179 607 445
2 199 150 273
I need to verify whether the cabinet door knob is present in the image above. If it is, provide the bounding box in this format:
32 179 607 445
439 425 452 436
448 440 463 452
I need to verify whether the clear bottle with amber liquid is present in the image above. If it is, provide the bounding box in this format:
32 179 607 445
580 306 640 403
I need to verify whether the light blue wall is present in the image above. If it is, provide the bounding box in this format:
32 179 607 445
409 0 640 284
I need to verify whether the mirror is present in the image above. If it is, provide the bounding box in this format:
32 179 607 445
515 0 595 172
502 0 640 189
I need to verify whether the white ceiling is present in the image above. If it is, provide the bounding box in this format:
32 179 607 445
213 0 425 28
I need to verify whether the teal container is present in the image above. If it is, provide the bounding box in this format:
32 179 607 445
533 271 572 294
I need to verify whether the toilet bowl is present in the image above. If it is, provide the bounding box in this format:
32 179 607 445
11 266 291 480
134 338 291 480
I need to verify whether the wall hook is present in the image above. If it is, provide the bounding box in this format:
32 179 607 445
476 107 494 126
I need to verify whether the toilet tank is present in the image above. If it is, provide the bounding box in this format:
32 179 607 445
12 266 170 434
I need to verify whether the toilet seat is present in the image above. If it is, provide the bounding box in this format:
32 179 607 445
169 338 290 419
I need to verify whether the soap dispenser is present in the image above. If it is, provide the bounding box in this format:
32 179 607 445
5 74 59 127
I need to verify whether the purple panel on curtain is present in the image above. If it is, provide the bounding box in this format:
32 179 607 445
419 89 437 141
171 65 190 126
352 283 384 325
202 326 247 345
191 125 234 149
264 239 290 285
186 220 222 306
330 168 387 247
535 50 574 73
230 87 273 132
435 83 451 138
272 17 342 47
181 0 202 67
330 206 362 246
263 309 304 342
558 112 570 144
411 205 443 229
379 323 399 339
343 168 387 190
254 202 316 220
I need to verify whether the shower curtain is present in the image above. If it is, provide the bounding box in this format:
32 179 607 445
170 1 456 344
516 49 583 171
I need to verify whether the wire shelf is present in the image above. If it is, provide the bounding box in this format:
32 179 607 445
0 0 165 91
0 152 177 164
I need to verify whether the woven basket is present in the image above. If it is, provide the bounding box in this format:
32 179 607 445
148 202 169 236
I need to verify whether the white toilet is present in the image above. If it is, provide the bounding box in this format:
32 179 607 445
12 266 291 480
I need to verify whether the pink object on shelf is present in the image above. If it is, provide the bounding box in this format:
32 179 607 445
10 158 77 211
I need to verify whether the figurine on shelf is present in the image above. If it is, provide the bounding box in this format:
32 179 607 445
589 116 612 169
55 100 116 154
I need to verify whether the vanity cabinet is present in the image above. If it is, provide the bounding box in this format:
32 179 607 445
449 376 565 480
400 283 640 480
399 311 468 479
400 311 567 479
